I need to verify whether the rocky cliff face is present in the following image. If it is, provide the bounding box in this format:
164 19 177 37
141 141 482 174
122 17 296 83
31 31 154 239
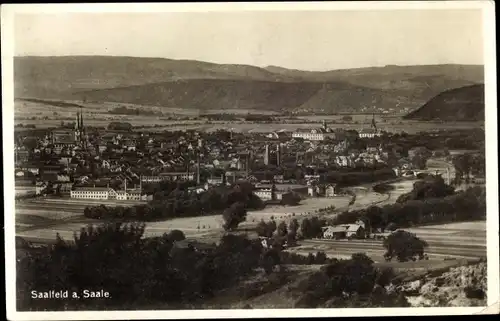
391 262 487 307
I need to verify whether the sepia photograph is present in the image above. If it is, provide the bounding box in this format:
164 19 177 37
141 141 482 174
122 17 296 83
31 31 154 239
2 1 498 319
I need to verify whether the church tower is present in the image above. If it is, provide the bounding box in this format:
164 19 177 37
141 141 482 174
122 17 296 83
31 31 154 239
74 112 81 142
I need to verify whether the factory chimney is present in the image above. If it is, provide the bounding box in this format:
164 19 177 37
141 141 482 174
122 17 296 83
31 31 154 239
264 144 270 166
276 144 281 167
196 152 201 185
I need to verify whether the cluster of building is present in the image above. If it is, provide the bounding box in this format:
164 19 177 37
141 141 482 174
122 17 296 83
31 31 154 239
14 110 412 202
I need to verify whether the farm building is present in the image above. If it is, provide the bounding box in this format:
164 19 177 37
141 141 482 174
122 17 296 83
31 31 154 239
322 223 366 239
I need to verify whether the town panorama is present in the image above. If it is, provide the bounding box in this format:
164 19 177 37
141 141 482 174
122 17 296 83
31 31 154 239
9 6 490 314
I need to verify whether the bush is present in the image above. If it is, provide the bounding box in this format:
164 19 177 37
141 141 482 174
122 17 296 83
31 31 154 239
166 230 186 242
383 230 428 262
292 253 406 308
396 175 455 203
17 223 264 311
464 286 485 300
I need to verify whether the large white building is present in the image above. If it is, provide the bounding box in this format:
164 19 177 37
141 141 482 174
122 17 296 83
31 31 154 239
70 185 147 201
359 128 382 139
115 189 143 201
292 128 339 141
70 187 117 200
292 121 337 141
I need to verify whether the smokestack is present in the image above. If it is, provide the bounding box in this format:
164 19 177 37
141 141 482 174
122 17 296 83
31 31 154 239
276 144 281 167
264 144 269 166
196 153 201 185
124 179 127 192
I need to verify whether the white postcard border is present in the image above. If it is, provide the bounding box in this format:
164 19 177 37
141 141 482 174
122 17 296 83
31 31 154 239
2 1 498 319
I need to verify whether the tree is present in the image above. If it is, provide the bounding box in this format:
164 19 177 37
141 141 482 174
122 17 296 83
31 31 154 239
261 249 281 275
383 230 428 262
289 219 299 235
166 230 186 242
411 155 427 170
267 220 277 237
286 232 297 247
286 218 299 246
300 218 312 238
315 251 327 264
256 220 269 237
281 192 301 206
222 202 247 231
277 221 288 237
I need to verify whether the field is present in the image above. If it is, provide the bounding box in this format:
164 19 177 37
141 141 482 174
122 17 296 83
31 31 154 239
15 196 352 243
14 99 483 134
14 177 415 244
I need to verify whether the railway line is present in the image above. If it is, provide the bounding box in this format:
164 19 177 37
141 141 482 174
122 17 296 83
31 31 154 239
299 239 486 259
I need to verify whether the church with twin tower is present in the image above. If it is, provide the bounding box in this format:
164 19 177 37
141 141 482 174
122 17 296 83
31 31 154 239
73 108 88 147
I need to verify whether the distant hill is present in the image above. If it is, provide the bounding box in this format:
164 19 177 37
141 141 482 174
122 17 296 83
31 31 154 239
71 79 323 112
14 56 484 113
403 84 485 121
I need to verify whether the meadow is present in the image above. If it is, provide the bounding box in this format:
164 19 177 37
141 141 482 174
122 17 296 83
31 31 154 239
14 99 483 134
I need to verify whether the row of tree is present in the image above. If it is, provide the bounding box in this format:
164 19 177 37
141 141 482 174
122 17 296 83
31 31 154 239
395 175 456 203
452 153 486 181
109 106 163 116
83 182 265 224
331 185 486 232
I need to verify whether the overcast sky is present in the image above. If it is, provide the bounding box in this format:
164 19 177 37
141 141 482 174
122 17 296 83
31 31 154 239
14 9 484 71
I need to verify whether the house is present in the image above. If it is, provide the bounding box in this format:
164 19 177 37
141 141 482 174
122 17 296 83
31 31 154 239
322 226 348 239
325 184 338 197
57 182 74 194
254 188 274 201
322 223 366 239
304 174 320 182
18 164 39 175
207 176 224 185
308 184 318 197
15 148 30 164
41 165 65 175
292 128 326 141
115 189 143 201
